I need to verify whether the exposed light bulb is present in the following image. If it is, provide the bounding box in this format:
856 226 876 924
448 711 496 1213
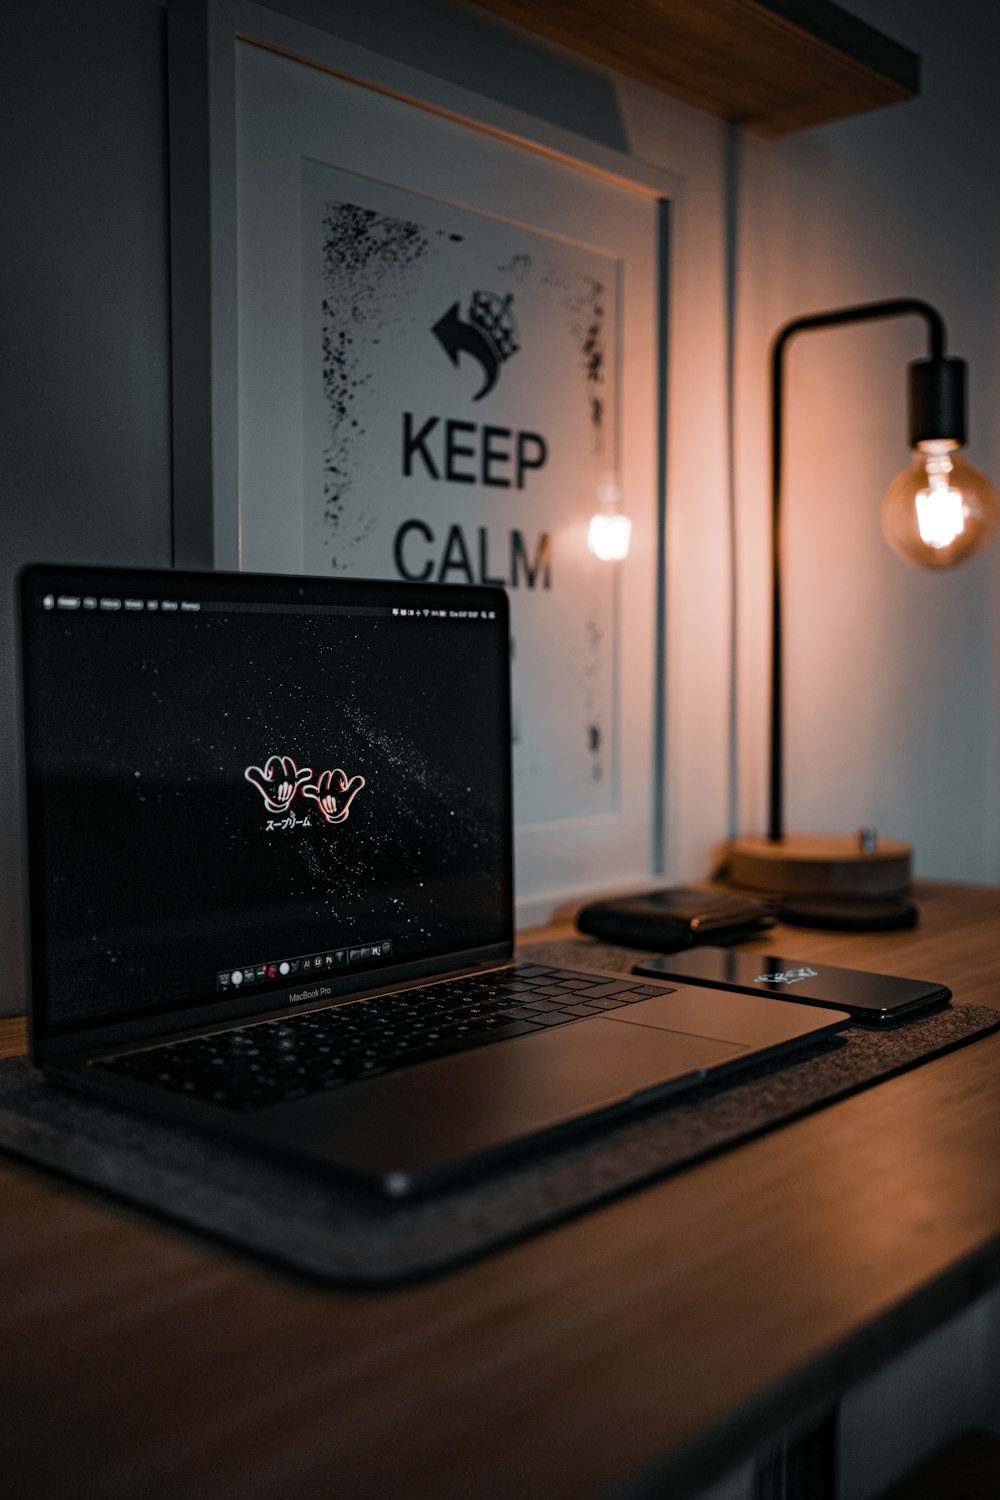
587 512 632 561
882 443 998 568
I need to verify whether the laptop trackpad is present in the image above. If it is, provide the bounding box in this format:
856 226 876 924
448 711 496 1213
259 1013 746 1191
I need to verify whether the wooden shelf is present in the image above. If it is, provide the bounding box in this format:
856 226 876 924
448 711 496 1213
468 0 920 137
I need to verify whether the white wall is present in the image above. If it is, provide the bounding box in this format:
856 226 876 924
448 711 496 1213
732 0 1000 881
0 0 733 1017
2 0 175 1021
4 0 1000 1023
614 88 732 885
619 0 1000 890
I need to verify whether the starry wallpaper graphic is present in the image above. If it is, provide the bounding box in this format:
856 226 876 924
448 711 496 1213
27 600 509 1033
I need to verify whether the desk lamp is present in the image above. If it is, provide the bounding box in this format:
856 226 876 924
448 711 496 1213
727 298 998 928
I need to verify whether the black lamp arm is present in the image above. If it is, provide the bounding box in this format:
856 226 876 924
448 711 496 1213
768 298 956 845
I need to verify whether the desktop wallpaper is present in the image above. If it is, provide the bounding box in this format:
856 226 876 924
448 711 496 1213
23 587 510 1034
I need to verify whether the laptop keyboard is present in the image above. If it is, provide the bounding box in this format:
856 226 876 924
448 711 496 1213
95 964 674 1113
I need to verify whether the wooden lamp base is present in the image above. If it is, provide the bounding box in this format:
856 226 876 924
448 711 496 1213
727 832 913 898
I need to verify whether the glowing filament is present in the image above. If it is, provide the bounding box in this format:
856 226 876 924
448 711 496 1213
915 477 965 549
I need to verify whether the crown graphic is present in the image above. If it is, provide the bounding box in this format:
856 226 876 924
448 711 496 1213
468 291 520 363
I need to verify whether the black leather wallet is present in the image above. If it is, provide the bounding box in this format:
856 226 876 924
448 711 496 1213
575 887 774 951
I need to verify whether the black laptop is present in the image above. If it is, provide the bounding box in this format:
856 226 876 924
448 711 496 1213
17 564 849 1196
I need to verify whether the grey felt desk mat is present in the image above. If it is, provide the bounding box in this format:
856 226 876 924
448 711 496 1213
1 939 997 1286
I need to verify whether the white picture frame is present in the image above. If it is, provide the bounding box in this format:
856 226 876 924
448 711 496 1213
167 0 678 921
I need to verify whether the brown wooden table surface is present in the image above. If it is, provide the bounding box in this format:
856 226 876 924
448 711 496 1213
3 879 1000 1500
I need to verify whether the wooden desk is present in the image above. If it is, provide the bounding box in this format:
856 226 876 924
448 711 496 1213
3 880 1000 1500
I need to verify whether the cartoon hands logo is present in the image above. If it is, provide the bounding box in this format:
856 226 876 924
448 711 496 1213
244 754 366 829
244 756 313 813
755 966 819 987
302 768 366 824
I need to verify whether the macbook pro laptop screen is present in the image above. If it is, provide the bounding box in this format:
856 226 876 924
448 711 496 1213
19 565 853 1197
20 567 512 1049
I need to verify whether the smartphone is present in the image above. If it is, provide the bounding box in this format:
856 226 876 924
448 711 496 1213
632 947 951 1023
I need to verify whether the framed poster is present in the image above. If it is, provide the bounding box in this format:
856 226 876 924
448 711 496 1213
168 0 677 919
